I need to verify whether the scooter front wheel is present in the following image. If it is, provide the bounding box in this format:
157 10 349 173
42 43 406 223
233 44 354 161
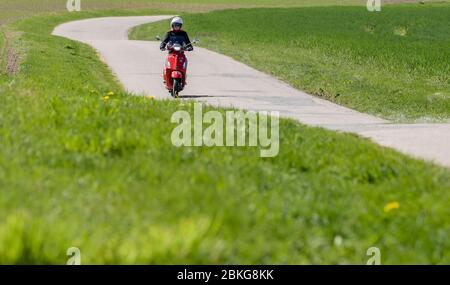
172 79 181 98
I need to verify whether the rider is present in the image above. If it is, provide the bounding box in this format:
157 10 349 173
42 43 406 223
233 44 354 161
160 17 193 51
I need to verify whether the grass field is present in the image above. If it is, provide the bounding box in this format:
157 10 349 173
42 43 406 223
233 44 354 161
131 3 450 121
1 2 450 264
0 0 431 26
0 0 364 25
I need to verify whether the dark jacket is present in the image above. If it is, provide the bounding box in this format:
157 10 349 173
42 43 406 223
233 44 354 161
160 30 193 51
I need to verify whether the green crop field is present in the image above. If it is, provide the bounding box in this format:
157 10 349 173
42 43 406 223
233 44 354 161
131 2 450 121
0 0 367 25
0 0 428 26
1 1 449 264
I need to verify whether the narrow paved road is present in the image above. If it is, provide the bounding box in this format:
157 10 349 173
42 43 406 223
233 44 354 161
52 16 450 167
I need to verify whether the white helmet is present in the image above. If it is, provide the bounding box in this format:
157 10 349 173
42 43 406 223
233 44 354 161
171 17 183 28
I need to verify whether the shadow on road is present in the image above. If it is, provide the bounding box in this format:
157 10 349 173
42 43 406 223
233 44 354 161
179 94 228 99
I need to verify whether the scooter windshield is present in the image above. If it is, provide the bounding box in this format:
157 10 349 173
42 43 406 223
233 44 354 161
168 35 187 46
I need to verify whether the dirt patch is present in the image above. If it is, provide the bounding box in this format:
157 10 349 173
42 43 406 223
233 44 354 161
6 45 20 75
0 30 22 75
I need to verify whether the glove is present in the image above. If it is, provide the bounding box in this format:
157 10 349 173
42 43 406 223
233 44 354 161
160 46 166 51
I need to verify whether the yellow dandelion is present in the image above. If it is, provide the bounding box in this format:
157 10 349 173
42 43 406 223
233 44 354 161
103 95 110 101
107 91 115 96
384 201 400 213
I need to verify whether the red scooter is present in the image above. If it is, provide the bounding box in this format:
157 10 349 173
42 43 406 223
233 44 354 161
157 37 197 98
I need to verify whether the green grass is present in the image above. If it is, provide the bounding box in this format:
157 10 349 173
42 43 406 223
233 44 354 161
2 0 443 25
0 0 365 25
0 29 5 72
0 9 450 264
130 3 450 122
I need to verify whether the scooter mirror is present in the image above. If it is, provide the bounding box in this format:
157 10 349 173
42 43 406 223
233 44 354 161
155 35 161 41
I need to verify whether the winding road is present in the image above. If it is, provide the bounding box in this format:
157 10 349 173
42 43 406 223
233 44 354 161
52 16 450 167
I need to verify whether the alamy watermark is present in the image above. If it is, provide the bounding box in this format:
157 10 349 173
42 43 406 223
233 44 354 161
63 246 379 264
67 247 81 265
366 247 381 265
66 0 81 12
171 103 280 157
367 0 381 12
